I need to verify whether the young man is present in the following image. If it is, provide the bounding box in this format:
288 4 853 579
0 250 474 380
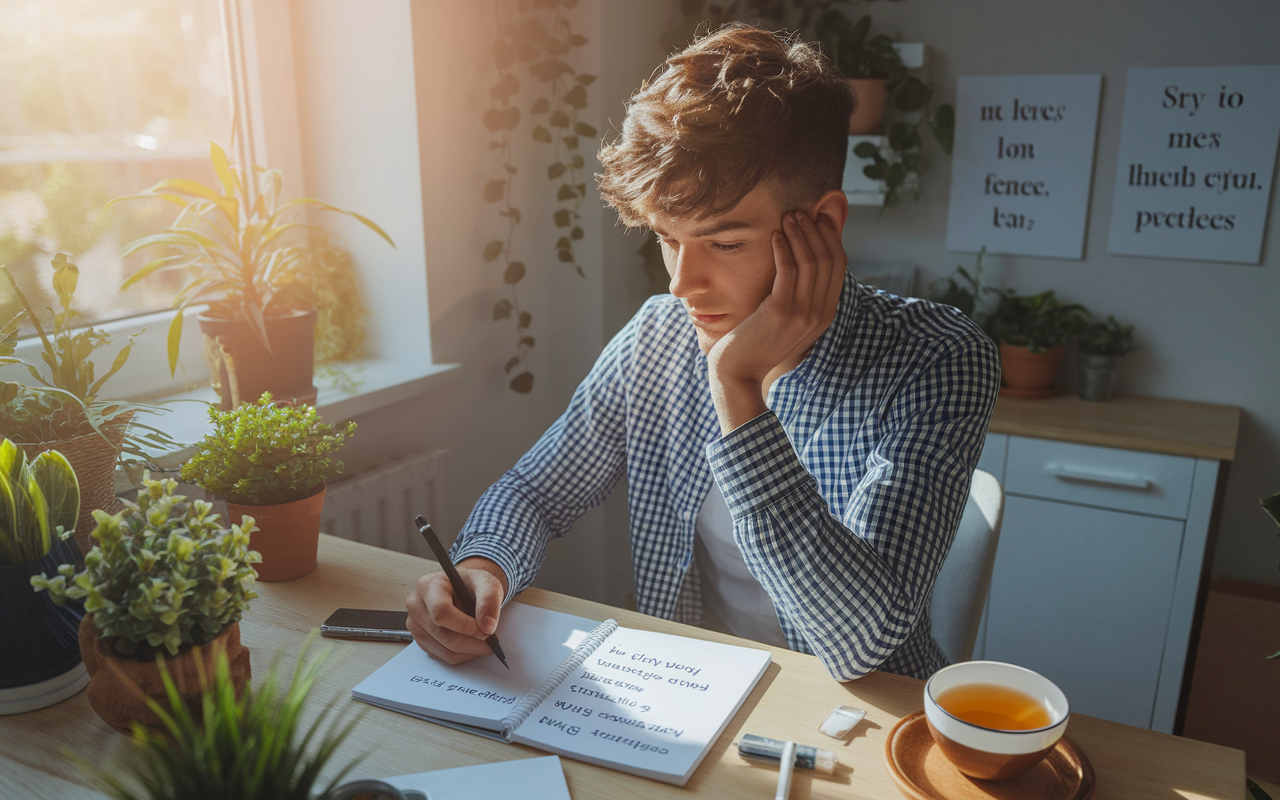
405 25 1000 681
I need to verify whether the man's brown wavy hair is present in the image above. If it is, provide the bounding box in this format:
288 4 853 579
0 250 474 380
597 23 854 229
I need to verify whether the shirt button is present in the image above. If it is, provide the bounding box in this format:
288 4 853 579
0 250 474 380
681 511 693 520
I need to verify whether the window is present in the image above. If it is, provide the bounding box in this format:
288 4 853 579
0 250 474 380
0 0 233 334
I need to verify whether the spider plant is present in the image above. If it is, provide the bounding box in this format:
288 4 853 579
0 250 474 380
105 142 394 376
84 634 368 800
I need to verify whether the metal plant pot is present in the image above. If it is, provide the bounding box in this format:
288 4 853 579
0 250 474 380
1077 353 1121 402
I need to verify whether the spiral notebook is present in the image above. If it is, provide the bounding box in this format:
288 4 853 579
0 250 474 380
351 603 772 786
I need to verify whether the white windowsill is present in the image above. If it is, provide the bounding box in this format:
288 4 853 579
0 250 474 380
131 358 460 469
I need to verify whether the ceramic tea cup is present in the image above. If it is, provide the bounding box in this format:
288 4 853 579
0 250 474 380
923 660 1070 780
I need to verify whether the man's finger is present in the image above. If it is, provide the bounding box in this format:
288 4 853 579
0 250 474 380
784 212 818 308
425 575 485 638
813 211 846 313
793 210 833 311
771 229 797 308
470 570 504 636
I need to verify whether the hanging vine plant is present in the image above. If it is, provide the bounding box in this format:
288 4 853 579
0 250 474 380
482 0 594 394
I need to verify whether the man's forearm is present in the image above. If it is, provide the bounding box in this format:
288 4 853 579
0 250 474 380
708 374 769 435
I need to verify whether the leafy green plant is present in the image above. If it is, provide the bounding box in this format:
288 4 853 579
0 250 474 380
984 289 1089 354
180 392 356 506
1 255 176 459
1078 315 1137 357
31 476 259 658
84 635 367 800
105 142 394 376
0 438 79 566
929 246 996 323
483 0 596 394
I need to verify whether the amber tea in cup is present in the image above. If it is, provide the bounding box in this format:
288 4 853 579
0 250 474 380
934 682 1053 731
924 661 1070 781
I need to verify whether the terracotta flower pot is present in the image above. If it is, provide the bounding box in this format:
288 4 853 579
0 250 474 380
999 343 1065 399
78 616 251 733
227 485 326 582
847 78 890 135
199 308 318 409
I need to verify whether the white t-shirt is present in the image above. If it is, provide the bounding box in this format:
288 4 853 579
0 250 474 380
694 481 788 647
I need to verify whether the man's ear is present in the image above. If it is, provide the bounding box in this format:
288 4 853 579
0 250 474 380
806 189 849 234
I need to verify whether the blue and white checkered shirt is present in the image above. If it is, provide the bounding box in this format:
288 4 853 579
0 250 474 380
453 273 1001 681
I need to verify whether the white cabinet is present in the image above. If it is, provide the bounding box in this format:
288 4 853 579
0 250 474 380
972 432 1225 733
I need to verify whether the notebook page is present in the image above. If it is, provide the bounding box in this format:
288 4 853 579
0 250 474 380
352 603 600 731
511 626 771 785
382 755 570 800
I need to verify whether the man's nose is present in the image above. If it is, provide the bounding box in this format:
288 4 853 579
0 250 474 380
666 245 709 299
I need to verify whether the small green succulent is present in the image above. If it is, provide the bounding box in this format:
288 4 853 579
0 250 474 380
31 476 260 658
180 393 356 506
85 635 368 800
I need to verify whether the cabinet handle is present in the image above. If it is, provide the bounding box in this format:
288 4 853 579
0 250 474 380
1044 464 1153 490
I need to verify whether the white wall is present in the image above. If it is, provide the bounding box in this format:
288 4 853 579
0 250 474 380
289 1 611 602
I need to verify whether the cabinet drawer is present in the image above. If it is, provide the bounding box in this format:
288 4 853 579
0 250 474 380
1005 437 1196 518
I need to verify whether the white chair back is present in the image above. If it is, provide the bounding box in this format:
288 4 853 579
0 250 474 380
930 469 1005 664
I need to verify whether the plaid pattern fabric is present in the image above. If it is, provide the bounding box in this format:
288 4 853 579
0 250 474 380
453 273 1001 681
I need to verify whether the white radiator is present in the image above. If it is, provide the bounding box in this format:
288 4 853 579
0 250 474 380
321 449 451 558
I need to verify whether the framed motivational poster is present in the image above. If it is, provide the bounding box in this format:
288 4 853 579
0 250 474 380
1107 65 1280 264
945 74 1103 260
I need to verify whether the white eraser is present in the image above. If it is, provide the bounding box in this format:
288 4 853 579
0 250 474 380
818 705 867 738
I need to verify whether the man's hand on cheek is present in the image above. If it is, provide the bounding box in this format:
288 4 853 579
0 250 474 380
706 209 845 434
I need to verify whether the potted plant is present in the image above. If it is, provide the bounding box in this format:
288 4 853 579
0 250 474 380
30 476 260 732
105 142 394 409
984 289 1089 398
180 393 356 582
80 636 392 800
813 12 955 206
0 440 84 714
929 246 996 323
1076 315 1137 402
2 256 177 553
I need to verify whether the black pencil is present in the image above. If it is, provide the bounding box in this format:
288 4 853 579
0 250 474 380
414 515 509 669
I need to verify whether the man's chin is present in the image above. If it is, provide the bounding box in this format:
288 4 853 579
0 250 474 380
695 329 720 355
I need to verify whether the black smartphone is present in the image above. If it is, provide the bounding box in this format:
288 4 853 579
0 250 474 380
321 608 414 643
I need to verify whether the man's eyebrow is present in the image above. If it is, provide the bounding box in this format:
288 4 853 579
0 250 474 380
651 220 757 238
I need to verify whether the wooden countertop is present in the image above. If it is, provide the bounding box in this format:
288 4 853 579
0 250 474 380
0 535 1247 800
988 393 1241 461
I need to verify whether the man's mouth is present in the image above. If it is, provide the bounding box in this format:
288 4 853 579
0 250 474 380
689 312 727 324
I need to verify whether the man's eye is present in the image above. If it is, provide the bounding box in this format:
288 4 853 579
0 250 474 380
712 242 743 252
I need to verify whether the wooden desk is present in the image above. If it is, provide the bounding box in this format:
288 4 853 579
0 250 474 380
0 535 1246 799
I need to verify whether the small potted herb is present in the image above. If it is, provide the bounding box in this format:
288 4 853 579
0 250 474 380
984 289 1089 398
180 393 356 582
31 476 259 732
1076 315 1137 402
929 246 996 324
0 440 84 714
82 636 394 800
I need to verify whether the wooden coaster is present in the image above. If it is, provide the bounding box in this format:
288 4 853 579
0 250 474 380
883 711 1096 800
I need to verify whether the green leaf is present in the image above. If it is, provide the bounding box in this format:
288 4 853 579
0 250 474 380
556 236 571 250
484 180 507 203
510 372 534 393
932 103 956 155
553 209 571 228
853 141 880 159
51 254 79 311
483 240 505 262
504 262 526 284
558 249 573 263
569 34 588 47
504 356 521 374
564 84 588 110
571 226 584 240
563 134 579 150
29 450 78 540
547 163 566 180
532 125 553 143
518 311 532 329
574 122 597 138
493 299 513 320
575 73 597 85
529 59 572 83
557 183 577 201
165 309 184 377
549 110 570 129
519 336 536 349
570 155 584 169
530 97 550 115
210 141 236 198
